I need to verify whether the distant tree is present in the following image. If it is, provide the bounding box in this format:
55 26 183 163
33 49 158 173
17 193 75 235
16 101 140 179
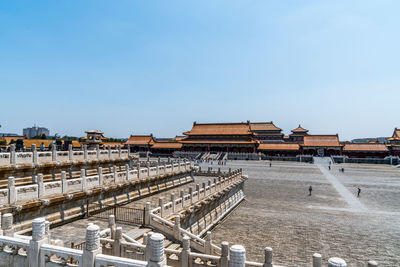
0 140 6 146
9 139 15 144
41 134 47 139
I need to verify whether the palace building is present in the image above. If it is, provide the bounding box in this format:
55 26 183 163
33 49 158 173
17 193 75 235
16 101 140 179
342 143 390 158
386 128 400 156
288 125 309 143
180 122 257 152
121 122 400 159
302 134 342 156
126 134 155 152
250 122 284 142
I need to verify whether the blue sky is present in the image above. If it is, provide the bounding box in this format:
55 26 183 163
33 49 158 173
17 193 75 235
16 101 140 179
0 1 399 140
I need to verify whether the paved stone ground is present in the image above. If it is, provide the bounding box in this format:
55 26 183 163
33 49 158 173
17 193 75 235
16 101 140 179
203 160 400 267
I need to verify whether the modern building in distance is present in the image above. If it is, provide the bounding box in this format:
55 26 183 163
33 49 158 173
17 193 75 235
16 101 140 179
23 125 50 138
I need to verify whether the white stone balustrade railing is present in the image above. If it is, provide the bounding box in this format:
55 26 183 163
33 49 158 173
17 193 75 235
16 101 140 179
0 215 168 267
99 217 378 267
0 210 379 267
0 144 130 167
151 170 243 219
145 170 244 255
1 160 193 206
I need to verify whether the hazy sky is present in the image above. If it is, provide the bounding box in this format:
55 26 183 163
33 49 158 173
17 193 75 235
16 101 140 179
1 1 399 141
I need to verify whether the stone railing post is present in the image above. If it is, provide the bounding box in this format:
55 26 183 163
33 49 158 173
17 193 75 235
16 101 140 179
10 144 16 165
137 162 141 179
82 223 102 267
143 233 150 260
171 193 176 212
328 257 347 267
205 231 212 254
112 227 122 256
52 144 57 162
32 144 38 165
167 157 171 164
68 144 73 161
156 162 160 176
173 215 181 240
196 184 200 199
264 247 273 267
118 145 122 158
159 198 164 217
148 233 166 267
109 215 116 240
312 253 322 267
189 187 193 204
125 164 130 181
8 176 16 204
180 190 184 205
31 218 46 267
220 242 229 267
108 145 111 159
190 170 194 181
45 220 51 243
113 165 117 183
145 202 151 225
96 144 100 159
181 236 190 267
61 171 67 194
1 213 14 237
98 167 103 186
230 245 246 267
81 169 86 190
38 173 44 197
83 145 88 161
147 161 151 178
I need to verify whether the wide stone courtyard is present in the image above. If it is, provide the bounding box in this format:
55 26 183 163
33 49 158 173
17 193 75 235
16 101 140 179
202 160 400 267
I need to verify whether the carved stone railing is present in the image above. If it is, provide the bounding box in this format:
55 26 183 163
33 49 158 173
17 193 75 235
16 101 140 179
2 160 193 206
0 216 168 267
0 144 130 167
145 170 245 255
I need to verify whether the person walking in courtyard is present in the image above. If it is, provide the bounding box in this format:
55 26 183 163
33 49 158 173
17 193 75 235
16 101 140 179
309 185 312 196
269 162 272 167
357 187 361 197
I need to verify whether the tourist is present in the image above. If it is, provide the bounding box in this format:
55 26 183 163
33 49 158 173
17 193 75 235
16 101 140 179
269 162 272 167
40 142 45 151
309 185 312 196
328 165 331 170
357 187 361 197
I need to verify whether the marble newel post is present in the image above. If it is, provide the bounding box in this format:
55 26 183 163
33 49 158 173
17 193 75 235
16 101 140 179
147 233 166 267
51 144 57 162
220 242 229 267
31 218 47 267
82 223 102 267
1 213 14 237
10 144 16 165
263 247 273 267
68 144 73 161
328 258 347 267
312 253 322 267
181 236 190 267
32 144 38 165
229 245 246 267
